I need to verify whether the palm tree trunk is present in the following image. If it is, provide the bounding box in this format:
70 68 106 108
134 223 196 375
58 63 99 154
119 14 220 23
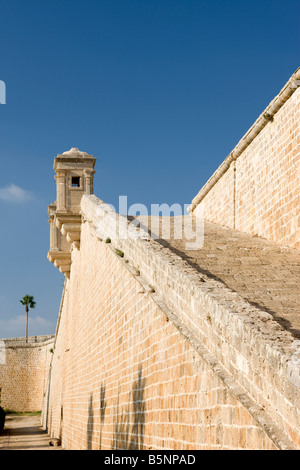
25 306 29 343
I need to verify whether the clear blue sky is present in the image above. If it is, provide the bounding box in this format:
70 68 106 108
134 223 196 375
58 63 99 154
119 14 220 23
0 0 299 338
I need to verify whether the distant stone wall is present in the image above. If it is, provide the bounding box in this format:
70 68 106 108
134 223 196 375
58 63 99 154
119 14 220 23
190 84 300 250
0 336 54 412
41 196 299 450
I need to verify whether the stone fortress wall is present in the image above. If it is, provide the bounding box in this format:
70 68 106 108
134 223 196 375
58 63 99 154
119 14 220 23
40 69 299 449
41 193 300 449
189 69 300 251
1 69 299 450
0 336 54 412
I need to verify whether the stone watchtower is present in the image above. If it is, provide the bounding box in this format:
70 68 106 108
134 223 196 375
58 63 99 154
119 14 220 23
48 148 96 277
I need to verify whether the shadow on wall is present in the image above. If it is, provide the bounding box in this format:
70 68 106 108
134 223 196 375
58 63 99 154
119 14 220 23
87 383 107 450
100 383 107 450
112 364 146 450
86 384 106 450
85 367 146 450
87 394 94 450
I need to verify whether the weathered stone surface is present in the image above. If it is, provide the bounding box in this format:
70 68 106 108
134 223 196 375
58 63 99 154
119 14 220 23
0 336 54 412
138 216 300 339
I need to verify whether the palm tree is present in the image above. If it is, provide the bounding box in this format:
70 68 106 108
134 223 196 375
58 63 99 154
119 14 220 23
20 295 36 343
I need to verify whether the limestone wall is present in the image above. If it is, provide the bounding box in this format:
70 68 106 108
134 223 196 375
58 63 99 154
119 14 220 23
41 195 300 450
0 336 54 412
190 80 300 250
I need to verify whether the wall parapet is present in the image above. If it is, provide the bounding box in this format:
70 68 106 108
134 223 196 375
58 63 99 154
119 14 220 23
1 335 55 348
80 194 300 449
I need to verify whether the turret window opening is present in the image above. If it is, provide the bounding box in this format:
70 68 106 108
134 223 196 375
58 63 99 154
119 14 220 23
71 176 80 188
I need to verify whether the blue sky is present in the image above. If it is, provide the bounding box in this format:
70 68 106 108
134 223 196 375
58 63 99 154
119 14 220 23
0 0 299 338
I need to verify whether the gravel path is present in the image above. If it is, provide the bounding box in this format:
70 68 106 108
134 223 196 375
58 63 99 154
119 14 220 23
0 414 62 450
